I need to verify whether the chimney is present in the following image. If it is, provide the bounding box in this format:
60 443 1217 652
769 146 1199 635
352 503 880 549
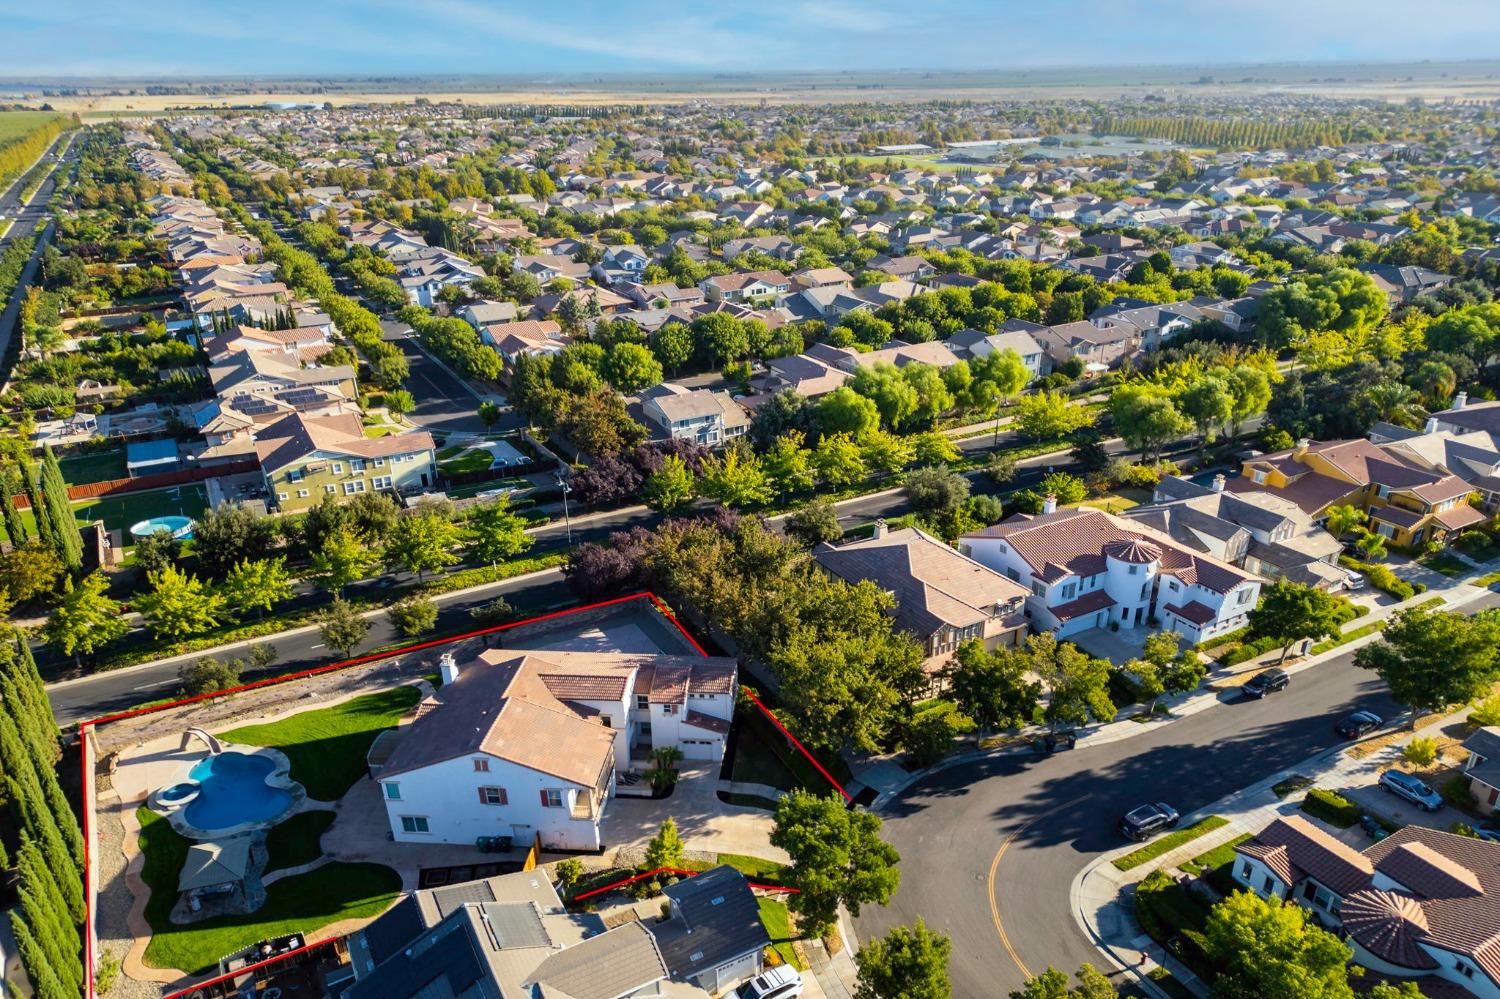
1042 494 1058 514
1425 416 1439 434
872 517 887 539
1211 474 1225 493
1295 437 1310 457
1454 391 1468 411
438 652 460 686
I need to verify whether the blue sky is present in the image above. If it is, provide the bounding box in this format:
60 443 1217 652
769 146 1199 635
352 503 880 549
3 0 1499 78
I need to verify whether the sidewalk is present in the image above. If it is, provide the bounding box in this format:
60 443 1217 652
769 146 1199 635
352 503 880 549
1069 692 1479 997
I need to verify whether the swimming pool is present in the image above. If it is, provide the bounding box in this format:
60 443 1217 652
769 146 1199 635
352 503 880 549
130 515 195 541
181 752 293 831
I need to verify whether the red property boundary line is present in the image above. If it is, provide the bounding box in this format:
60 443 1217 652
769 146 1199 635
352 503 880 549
739 686 852 803
77 590 839 997
571 865 799 902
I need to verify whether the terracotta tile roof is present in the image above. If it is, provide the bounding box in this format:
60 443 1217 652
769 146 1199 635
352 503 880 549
964 508 1256 594
1379 841 1482 898
1163 600 1216 625
251 412 435 472
1050 589 1116 621
1234 815 1374 895
684 710 730 735
1436 504 1487 531
813 526 1028 637
379 649 733 786
1342 889 1440 971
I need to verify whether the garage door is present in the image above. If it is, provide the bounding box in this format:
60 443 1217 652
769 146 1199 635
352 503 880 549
711 951 762 994
679 737 720 761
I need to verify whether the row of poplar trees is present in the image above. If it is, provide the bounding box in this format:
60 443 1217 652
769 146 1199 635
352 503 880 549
1 441 85 575
1 630 85 997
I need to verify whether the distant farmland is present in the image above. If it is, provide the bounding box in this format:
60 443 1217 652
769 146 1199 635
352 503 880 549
0 110 64 143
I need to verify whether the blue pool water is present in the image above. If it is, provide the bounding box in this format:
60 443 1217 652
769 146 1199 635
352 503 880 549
159 782 197 803
130 515 195 541
181 752 292 830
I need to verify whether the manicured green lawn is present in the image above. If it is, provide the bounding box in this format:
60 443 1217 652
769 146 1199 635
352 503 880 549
716 853 788 881
56 447 128 485
220 685 422 801
757 896 805 970
1179 833 1251 876
20 483 210 536
1421 551 1471 577
1113 816 1229 871
439 448 496 475
138 807 399 974
264 810 336 874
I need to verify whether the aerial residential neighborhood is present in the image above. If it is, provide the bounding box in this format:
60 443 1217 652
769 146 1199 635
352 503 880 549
7 10 1500 999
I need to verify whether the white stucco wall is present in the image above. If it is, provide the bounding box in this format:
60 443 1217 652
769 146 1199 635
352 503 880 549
380 752 608 851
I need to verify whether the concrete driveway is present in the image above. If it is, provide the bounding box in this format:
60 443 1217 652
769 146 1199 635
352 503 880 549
1337 768 1456 831
601 765 787 863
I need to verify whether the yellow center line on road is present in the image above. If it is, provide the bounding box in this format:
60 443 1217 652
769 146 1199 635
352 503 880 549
988 821 1034 980
988 795 1089 983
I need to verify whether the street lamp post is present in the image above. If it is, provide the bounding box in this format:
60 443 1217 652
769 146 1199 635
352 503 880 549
556 473 573 546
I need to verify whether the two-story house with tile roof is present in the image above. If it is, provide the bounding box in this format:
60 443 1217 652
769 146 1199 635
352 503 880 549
252 412 436 513
814 522 1030 675
959 505 1263 642
1228 437 1484 548
1233 816 1500 999
374 649 737 850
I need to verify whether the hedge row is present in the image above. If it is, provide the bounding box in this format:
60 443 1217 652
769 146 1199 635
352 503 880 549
1300 787 1360 828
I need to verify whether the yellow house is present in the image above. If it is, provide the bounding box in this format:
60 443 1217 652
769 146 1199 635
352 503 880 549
253 412 437 514
1230 438 1483 548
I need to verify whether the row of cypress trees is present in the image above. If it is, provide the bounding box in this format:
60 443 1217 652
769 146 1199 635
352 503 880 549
0 632 85 997
1 440 84 575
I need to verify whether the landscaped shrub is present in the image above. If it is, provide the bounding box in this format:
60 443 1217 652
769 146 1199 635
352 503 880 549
1403 737 1438 767
1301 788 1360 828
1442 772 1478 811
1340 556 1416 601
1471 693 1500 728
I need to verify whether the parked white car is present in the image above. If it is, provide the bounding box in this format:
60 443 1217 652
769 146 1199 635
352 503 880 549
737 966 803 999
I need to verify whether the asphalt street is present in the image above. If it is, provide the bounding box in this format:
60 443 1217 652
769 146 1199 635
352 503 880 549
46 566 574 726
854 589 1500 999
391 334 501 437
0 130 72 248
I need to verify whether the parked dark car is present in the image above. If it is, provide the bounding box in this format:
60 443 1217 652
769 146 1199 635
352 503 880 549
1242 668 1290 699
1335 710 1384 739
1471 821 1500 843
1118 802 1180 841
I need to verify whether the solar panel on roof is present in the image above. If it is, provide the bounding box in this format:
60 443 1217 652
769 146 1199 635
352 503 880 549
431 880 497 919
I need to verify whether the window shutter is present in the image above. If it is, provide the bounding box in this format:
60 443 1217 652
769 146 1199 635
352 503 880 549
540 789 551 807
478 787 488 804
498 788 508 805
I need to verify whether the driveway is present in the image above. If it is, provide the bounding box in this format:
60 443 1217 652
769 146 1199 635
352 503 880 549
1070 626 1157 665
601 766 787 863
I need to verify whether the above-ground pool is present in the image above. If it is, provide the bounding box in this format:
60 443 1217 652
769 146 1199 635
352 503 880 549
180 752 293 831
130 515 195 542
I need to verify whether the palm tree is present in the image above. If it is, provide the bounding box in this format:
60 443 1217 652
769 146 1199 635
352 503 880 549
1358 530 1388 562
1325 504 1366 539
1363 382 1426 429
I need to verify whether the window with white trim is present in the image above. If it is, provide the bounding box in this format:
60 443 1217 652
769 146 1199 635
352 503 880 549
325 484 337 494
277 491 288 500
297 488 310 498
332 462 344 474
373 476 392 490
385 783 401 800
478 786 507 806
540 789 564 808
400 815 429 833
343 480 366 495
351 458 365 472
